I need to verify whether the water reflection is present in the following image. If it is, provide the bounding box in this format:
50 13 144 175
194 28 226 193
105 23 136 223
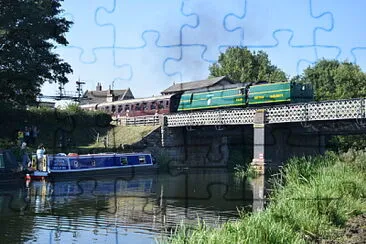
0 169 262 243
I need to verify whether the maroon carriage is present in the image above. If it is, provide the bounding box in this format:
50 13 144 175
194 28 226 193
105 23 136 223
87 94 176 117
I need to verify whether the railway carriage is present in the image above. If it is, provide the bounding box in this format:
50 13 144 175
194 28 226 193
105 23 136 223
80 94 181 117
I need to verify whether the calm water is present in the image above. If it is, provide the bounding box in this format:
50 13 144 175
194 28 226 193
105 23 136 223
0 169 258 244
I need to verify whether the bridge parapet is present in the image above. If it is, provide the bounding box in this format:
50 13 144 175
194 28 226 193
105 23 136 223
165 109 257 127
165 98 366 127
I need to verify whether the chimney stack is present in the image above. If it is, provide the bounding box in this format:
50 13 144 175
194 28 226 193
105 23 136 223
96 82 102 91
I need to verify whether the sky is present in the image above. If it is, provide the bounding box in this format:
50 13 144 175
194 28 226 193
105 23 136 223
41 0 366 104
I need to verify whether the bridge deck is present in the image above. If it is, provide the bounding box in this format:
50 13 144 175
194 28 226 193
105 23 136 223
165 98 366 127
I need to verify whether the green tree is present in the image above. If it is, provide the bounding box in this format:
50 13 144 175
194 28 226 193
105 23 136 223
300 59 366 152
63 102 83 113
0 0 72 108
209 46 288 82
300 59 366 101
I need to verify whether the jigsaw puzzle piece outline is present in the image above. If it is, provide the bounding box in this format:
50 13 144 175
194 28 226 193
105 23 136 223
96 0 196 48
112 31 182 96
218 29 318 76
59 0 116 63
311 0 366 63
180 0 245 62
52 47 132 95
224 0 332 48
163 44 212 82
350 47 366 71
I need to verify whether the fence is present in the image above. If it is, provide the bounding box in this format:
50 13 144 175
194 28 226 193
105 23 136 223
116 115 161 126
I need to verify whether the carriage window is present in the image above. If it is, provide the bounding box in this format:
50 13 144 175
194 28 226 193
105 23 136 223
166 101 169 106
142 103 148 110
130 105 134 110
138 156 146 164
125 105 130 111
158 101 164 109
150 103 156 110
111 105 116 112
105 106 109 111
135 104 141 110
118 105 123 112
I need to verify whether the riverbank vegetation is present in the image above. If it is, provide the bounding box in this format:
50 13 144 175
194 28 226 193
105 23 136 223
163 150 366 244
1 106 159 151
233 164 258 179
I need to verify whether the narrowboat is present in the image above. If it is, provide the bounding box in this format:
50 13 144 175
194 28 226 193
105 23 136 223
0 149 26 184
28 152 157 179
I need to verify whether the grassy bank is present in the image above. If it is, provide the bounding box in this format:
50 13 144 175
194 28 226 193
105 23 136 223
83 125 159 149
163 150 366 243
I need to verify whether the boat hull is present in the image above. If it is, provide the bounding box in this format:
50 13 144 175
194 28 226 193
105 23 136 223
29 152 158 180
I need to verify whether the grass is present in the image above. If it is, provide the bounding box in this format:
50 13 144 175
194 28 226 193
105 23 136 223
234 164 259 179
83 125 159 149
161 149 366 244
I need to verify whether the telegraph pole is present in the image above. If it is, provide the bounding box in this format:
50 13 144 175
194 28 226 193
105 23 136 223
76 78 86 102
57 83 65 100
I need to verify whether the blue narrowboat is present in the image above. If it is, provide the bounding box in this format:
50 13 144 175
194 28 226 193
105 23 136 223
29 152 157 179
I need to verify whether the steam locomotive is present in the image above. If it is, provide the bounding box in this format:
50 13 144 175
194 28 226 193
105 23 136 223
79 81 314 117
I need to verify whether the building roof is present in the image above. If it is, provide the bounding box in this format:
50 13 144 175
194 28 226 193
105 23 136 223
161 76 234 94
81 89 131 104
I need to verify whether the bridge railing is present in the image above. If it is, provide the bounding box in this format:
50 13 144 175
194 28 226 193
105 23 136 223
116 115 161 126
165 109 257 127
165 98 366 127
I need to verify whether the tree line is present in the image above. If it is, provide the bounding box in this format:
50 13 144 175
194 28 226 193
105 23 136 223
209 46 366 101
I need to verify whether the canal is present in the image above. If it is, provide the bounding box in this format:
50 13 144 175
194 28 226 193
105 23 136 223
0 169 263 243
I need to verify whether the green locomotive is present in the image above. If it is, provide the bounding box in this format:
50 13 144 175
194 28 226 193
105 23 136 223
177 81 313 111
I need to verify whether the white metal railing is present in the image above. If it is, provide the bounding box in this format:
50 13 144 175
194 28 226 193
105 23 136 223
116 115 161 126
165 98 366 127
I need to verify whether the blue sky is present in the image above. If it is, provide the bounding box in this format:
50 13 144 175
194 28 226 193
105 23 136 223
42 0 366 101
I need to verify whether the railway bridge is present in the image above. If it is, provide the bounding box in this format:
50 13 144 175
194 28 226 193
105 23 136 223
154 98 366 173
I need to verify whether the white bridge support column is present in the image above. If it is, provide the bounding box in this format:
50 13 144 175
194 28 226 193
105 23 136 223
160 116 167 147
251 109 268 175
251 174 266 212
